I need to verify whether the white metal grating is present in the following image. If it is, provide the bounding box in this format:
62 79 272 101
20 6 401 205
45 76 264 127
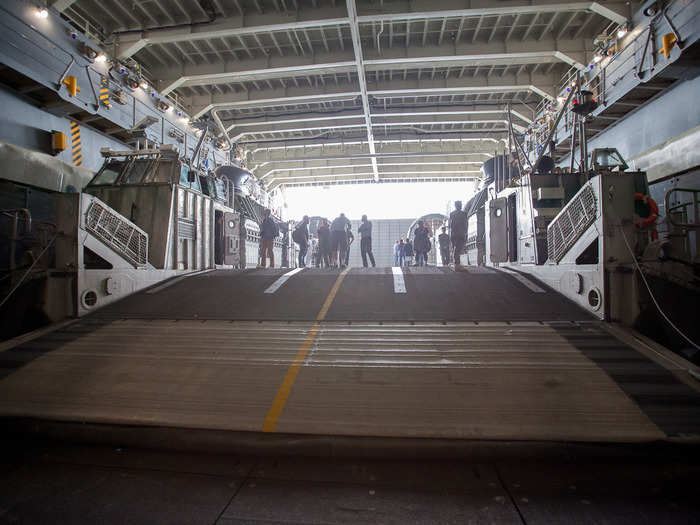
85 201 148 267
547 183 597 263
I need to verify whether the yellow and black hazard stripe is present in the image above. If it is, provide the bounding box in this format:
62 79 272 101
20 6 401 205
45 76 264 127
70 121 82 167
99 76 110 108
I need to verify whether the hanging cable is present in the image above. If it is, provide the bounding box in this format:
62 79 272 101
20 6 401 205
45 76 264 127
376 21 384 56
0 234 57 310
616 222 700 351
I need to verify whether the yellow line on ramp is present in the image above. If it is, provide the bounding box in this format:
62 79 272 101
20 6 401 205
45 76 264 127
262 267 350 432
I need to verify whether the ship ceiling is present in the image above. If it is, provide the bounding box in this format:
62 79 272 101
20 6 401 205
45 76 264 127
57 0 637 187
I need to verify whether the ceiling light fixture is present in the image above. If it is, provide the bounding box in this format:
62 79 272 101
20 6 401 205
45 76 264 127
139 80 148 90
94 53 107 63
617 27 628 38
36 7 48 19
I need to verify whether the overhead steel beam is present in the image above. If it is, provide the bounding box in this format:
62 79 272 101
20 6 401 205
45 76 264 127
230 116 522 140
191 78 552 117
230 119 516 141
245 136 508 153
192 91 361 118
252 152 491 164
346 0 378 182
225 106 532 129
356 2 627 25
369 84 556 100
154 46 586 93
268 169 482 186
225 113 365 132
269 169 481 182
371 108 533 124
113 2 626 59
258 160 485 179
248 136 506 155
272 176 479 188
161 61 357 94
115 10 349 59
365 50 584 70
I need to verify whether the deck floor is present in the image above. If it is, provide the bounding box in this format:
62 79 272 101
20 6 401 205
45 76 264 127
2 438 698 525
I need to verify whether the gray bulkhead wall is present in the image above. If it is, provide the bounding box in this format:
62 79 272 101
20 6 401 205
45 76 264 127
0 85 124 173
564 75 700 183
0 1 228 178
0 84 227 177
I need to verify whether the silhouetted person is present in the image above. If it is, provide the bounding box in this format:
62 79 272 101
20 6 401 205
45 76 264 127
294 215 310 268
398 239 405 267
358 214 376 267
403 239 414 266
413 220 431 266
438 226 450 266
330 212 351 268
260 208 279 268
449 201 468 266
345 225 354 267
393 240 401 266
317 219 331 267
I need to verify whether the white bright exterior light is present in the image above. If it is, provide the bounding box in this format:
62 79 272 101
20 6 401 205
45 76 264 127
36 7 48 19
94 53 106 63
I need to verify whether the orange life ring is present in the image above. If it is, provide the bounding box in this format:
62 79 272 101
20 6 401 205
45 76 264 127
634 192 659 240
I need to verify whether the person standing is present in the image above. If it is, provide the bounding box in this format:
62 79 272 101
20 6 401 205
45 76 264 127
293 215 310 268
398 239 406 267
449 201 468 266
344 225 354 267
403 239 414 266
413 220 431 266
393 240 401 266
260 208 279 268
317 219 331 268
330 212 351 268
438 226 451 266
311 236 320 267
358 214 376 268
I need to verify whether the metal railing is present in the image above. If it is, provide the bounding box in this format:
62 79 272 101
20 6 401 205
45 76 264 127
526 14 672 161
85 200 148 267
666 188 700 262
547 182 598 263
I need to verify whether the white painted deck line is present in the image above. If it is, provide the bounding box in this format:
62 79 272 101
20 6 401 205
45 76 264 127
499 267 545 293
264 267 305 294
392 266 406 293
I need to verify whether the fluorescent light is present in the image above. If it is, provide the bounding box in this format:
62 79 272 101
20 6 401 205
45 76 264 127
94 53 106 63
36 7 48 19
